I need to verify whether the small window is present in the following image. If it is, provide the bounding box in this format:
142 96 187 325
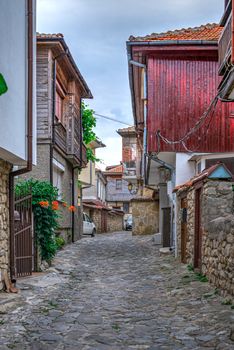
55 91 64 123
197 161 201 174
123 203 129 213
116 179 122 190
53 163 64 200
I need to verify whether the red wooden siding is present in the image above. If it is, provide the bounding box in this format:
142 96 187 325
147 57 234 153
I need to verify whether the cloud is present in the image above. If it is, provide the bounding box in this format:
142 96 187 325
37 0 223 165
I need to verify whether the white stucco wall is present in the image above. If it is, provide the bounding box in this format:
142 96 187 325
0 0 36 165
175 153 196 186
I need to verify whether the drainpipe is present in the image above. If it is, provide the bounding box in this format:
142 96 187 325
71 165 80 243
71 97 83 242
9 0 34 279
128 59 147 190
50 58 56 185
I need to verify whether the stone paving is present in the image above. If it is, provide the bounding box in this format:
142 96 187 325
0 231 233 349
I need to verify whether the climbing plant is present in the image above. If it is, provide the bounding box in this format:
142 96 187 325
15 179 60 263
81 102 100 162
0 74 8 96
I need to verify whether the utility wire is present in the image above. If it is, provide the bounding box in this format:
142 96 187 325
157 94 219 153
94 113 132 126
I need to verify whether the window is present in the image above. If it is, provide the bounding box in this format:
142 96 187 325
55 81 66 123
53 159 65 200
116 179 122 190
197 161 201 174
55 91 64 123
123 203 129 213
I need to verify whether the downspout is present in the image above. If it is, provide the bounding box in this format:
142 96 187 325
71 97 83 242
50 58 56 184
128 57 146 191
72 165 80 243
9 0 34 279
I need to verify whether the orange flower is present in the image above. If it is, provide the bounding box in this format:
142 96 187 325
52 200 59 211
68 205 76 212
62 202 67 207
39 201 49 208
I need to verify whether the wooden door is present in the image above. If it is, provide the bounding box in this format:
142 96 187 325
162 207 171 247
181 198 187 264
194 188 202 270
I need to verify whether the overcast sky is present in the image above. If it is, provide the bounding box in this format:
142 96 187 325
37 0 223 169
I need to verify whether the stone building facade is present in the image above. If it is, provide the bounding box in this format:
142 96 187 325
176 169 234 297
107 211 124 232
0 160 11 283
131 197 159 235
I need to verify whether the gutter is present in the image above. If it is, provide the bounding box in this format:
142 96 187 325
127 40 218 47
9 0 34 279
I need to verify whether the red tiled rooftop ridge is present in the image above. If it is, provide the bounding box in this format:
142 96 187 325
37 33 64 39
129 23 222 42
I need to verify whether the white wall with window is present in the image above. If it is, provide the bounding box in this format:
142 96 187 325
53 158 65 200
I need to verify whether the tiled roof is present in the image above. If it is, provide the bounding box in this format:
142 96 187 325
83 200 109 210
174 163 232 193
117 126 136 136
129 23 222 42
37 33 64 39
105 164 123 172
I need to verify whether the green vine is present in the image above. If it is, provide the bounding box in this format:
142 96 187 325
15 179 60 264
0 74 8 96
82 102 100 162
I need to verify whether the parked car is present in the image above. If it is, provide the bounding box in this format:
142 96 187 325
125 216 132 231
83 213 96 237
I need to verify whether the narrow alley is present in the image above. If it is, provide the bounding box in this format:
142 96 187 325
0 232 233 350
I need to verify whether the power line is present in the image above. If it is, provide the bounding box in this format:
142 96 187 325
94 113 132 126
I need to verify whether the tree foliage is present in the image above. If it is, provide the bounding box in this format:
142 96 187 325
81 102 100 162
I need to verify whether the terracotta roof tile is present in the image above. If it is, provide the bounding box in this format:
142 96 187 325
117 126 136 136
37 33 64 39
105 164 123 173
174 163 233 193
129 23 222 42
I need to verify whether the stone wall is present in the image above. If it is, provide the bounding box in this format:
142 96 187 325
202 181 234 297
84 208 102 233
176 180 234 297
131 198 159 235
176 189 195 264
107 213 123 232
0 160 11 284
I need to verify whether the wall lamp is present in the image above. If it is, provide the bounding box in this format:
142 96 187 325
128 182 138 195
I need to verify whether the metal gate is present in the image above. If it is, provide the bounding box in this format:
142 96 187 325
12 189 33 278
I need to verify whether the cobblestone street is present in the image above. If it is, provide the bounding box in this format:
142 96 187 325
0 232 233 349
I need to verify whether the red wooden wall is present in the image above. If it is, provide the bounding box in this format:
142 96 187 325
147 56 234 153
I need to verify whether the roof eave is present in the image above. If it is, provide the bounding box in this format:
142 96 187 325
127 39 218 46
37 36 93 99
126 42 138 128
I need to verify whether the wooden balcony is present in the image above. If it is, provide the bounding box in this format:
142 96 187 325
219 12 232 75
82 143 88 168
54 118 67 154
54 103 86 167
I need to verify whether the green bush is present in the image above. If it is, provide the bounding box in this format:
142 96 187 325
15 179 60 263
55 236 66 250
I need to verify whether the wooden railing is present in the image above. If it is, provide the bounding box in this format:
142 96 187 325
219 12 232 75
54 119 67 154
82 143 88 167
54 103 84 167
